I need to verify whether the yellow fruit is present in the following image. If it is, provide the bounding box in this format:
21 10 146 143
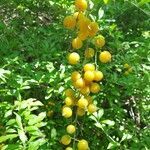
66 125 76 134
78 17 91 32
71 71 81 82
75 0 88 12
88 104 97 113
65 89 74 97
77 107 86 116
90 83 100 93
94 71 103 81
62 107 72 118
84 48 95 58
85 96 93 104
84 71 95 82
88 22 99 37
61 135 71 145
78 31 89 41
84 79 91 86
65 147 73 150
74 78 85 88
128 67 133 72
77 98 88 109
80 86 90 95
83 63 95 72
77 139 89 150
124 63 130 69
99 51 111 63
65 97 74 106
48 102 55 106
68 52 80 65
95 35 105 48
63 16 76 29
124 71 129 75
72 37 83 49
47 110 54 117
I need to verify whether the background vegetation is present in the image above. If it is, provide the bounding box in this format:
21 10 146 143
0 0 150 149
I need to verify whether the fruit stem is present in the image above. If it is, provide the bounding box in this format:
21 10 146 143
73 113 78 150
95 49 98 70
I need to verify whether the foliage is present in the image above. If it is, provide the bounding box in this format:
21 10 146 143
0 0 150 150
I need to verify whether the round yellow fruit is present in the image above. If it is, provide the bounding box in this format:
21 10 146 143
83 63 95 72
63 16 76 29
47 110 54 117
78 31 89 41
61 135 71 145
99 51 111 63
88 22 99 37
77 139 89 150
124 71 129 75
72 37 83 49
95 35 105 48
84 71 94 82
80 86 90 95
65 89 74 97
65 97 74 106
85 96 93 104
124 63 130 69
78 17 91 32
77 107 86 116
71 71 81 82
84 79 91 86
74 78 85 89
62 107 72 118
66 124 76 134
84 48 95 58
77 98 88 109
65 147 73 150
88 104 97 114
94 71 103 81
90 83 100 93
75 0 88 12
68 52 80 65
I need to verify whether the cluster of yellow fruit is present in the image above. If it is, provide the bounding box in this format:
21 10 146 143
124 63 133 75
61 0 112 149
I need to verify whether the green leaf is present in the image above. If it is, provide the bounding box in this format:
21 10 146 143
25 126 39 132
120 133 133 142
18 129 27 144
37 112 46 122
6 129 17 134
0 68 11 82
138 0 150 6
0 134 18 143
14 113 23 129
94 122 102 129
93 109 104 120
34 122 47 128
4 110 12 118
103 0 109 4
1 144 22 150
101 120 115 126
6 119 16 126
28 112 46 125
28 138 46 150
51 128 57 138
107 142 119 149
98 8 104 19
